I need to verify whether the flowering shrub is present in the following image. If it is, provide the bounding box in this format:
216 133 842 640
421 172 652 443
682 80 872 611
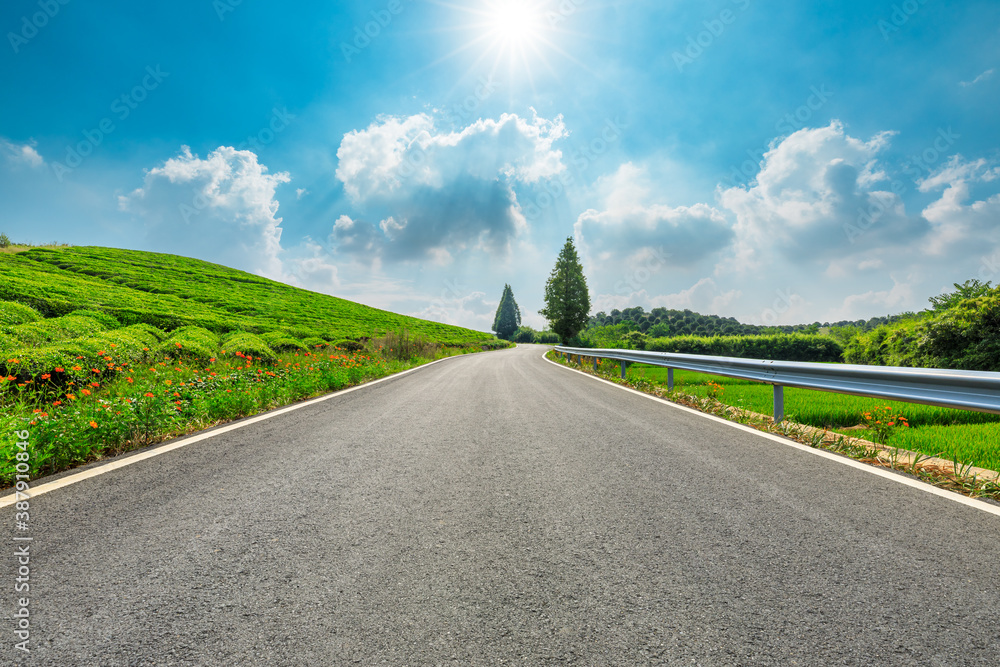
861 405 910 444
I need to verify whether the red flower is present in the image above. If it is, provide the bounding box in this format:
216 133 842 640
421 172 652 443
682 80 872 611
144 392 155 398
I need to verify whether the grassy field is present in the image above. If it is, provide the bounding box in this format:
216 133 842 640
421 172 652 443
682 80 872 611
1 246 503 484
625 364 1000 472
0 246 486 344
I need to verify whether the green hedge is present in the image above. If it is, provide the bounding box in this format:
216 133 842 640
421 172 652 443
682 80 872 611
301 336 329 349
222 332 277 363
157 326 220 364
0 301 42 331
66 309 121 329
7 315 107 348
261 331 306 352
2 324 162 380
645 334 844 363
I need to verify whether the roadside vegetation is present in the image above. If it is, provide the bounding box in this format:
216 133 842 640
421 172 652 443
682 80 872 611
549 351 1000 501
0 244 507 485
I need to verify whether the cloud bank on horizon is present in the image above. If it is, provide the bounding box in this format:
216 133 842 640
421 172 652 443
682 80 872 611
2 0 999 332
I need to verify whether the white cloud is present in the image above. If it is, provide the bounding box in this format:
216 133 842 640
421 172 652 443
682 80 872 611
574 163 733 270
829 279 916 321
716 121 922 271
960 69 994 87
918 156 1000 256
332 111 566 262
296 188 309 199
119 146 290 278
592 278 742 317
1 139 44 168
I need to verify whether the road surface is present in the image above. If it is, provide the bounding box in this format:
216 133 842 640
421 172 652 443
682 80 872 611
5 344 1000 665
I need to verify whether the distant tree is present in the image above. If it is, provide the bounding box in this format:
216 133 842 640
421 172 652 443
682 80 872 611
492 284 522 340
539 237 591 343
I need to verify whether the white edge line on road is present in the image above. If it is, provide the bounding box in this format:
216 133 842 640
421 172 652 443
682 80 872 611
0 353 471 508
543 351 1000 518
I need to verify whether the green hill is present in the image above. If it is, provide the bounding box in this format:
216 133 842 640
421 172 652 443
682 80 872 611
0 246 487 349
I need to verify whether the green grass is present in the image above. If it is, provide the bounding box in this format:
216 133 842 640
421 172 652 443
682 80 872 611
0 246 488 344
626 364 1000 472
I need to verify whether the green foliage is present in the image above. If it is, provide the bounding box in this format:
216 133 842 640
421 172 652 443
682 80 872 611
622 331 648 350
536 330 561 344
262 331 307 352
492 284 522 340
0 301 42 331
539 237 590 343
0 233 10 248
645 333 844 362
300 336 329 350
158 326 220 364
845 287 1000 370
7 315 107 348
222 332 277 363
370 329 438 361
336 340 365 352
66 309 121 329
511 326 537 343
3 324 161 381
928 279 992 312
0 246 487 344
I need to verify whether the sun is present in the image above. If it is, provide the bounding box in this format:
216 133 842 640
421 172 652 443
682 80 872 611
486 1 545 48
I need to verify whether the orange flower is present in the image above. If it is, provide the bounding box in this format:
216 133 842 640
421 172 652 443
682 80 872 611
81 389 91 396
89 421 98 429
175 342 183 348
164 379 172 386
126 377 134 383
53 401 62 407
143 347 149 351
40 373 51 379
97 350 105 355
173 392 180 397
90 382 100 388
66 393 76 401
144 392 155 398
55 367 64 373
72 365 82 371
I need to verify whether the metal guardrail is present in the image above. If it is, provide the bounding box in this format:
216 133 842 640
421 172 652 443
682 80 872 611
554 346 1000 422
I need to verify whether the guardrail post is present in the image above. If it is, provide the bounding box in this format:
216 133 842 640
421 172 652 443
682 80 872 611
667 368 674 391
773 385 784 422
593 357 599 372
620 360 627 379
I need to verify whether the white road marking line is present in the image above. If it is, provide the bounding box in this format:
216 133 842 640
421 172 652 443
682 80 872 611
544 352 1000 518
0 355 466 508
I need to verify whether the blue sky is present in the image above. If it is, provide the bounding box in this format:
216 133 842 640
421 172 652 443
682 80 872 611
2 0 999 331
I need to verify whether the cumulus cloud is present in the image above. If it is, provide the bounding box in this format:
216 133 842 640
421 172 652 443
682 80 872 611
332 111 566 261
574 163 733 270
1 139 44 168
717 121 926 270
119 146 290 278
918 156 1000 256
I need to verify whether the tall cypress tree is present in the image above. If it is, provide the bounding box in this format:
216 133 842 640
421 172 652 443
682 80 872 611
539 237 591 343
492 284 522 340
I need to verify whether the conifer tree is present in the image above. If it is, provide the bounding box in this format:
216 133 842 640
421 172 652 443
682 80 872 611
492 284 522 340
539 238 591 343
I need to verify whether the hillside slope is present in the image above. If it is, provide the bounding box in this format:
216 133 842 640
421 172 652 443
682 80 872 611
0 246 486 345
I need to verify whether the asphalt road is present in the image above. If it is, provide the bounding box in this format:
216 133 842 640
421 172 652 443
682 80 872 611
5 344 1000 665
